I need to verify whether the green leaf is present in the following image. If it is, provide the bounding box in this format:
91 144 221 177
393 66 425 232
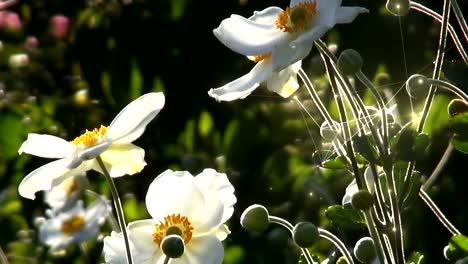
449 112 468 135
452 135 468 154
451 234 468 253
198 111 214 138
325 204 366 229
353 135 380 165
321 156 348 169
406 251 425 264
412 133 430 160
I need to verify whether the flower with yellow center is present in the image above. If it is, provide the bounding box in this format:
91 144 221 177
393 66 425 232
103 169 237 264
44 173 89 211
38 199 109 252
208 0 368 102
18 92 165 200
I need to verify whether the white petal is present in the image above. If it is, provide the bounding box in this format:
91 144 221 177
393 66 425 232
128 219 158 255
291 0 340 8
104 230 153 264
342 179 358 205
289 25 330 55
210 224 231 241
177 236 224 264
249 6 284 25
44 174 88 210
194 169 236 224
85 199 110 227
213 13 290 56
208 60 274 102
18 134 76 158
106 92 165 144
267 60 302 97
95 144 146 177
19 159 88 200
272 41 312 72
335 6 369 24
39 217 66 251
145 170 207 225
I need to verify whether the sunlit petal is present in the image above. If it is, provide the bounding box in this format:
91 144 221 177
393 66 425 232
106 92 165 144
249 6 284 25
178 235 224 264
96 144 146 177
128 219 159 254
272 42 312 72
335 6 369 24
18 133 76 158
267 60 301 97
213 14 289 56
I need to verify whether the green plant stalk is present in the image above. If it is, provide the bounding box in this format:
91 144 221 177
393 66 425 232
419 189 460 235
450 0 468 43
363 210 391 264
163 256 170 264
427 79 468 102
96 156 133 264
318 228 355 264
410 2 468 63
268 216 317 264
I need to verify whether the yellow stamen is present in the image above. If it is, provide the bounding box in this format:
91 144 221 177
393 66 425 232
252 53 272 62
71 125 107 147
153 214 194 246
61 215 85 235
275 1 317 33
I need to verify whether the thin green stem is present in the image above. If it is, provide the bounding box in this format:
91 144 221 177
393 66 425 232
419 189 460 235
422 143 453 190
96 156 133 264
84 189 120 231
410 1 468 63
268 216 318 264
318 228 355 264
450 0 468 43
363 210 391 264
163 256 170 264
426 78 468 102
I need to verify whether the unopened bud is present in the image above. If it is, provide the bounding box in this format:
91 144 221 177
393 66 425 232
448 99 468 117
351 190 375 211
161 235 185 258
338 49 363 75
354 237 377 263
406 74 429 99
292 222 319 248
240 204 270 233
386 0 410 16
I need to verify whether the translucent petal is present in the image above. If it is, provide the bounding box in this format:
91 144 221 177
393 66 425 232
19 159 87 200
18 133 76 158
271 41 312 72
128 219 158 255
106 92 165 144
267 60 302 97
208 60 273 102
213 14 290 56
194 169 236 224
249 6 284 25
181 235 224 264
335 6 369 24
96 143 146 177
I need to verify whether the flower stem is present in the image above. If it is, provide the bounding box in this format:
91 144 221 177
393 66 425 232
450 0 468 43
163 256 170 264
318 228 354 264
84 189 120 231
422 143 453 190
419 189 460 235
268 216 318 264
426 78 468 102
410 2 468 63
96 156 133 264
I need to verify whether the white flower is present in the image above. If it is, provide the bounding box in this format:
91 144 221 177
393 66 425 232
38 199 109 252
209 0 368 102
44 173 89 211
103 168 236 264
18 92 165 200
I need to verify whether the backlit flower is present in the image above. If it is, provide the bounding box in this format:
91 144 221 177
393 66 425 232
38 199 109 252
103 168 236 264
18 92 165 200
209 0 368 101
44 173 89 211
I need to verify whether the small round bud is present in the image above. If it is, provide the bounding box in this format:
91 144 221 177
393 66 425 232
292 222 319 248
448 99 468 117
354 237 376 263
385 0 410 16
320 120 340 141
406 74 429 99
337 49 363 75
161 235 185 258
240 204 270 233
351 190 375 211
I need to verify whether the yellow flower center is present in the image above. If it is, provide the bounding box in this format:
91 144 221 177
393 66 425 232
153 214 194 246
275 1 317 33
71 125 107 147
61 215 85 235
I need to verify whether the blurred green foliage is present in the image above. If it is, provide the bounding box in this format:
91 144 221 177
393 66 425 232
1 0 468 263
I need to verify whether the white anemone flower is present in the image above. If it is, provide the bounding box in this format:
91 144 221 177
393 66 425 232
103 168 236 264
18 92 165 200
38 199 109 252
44 173 89 211
209 0 368 102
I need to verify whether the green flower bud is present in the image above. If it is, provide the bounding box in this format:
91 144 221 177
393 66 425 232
448 99 468 117
406 74 429 99
351 190 375 211
354 237 376 263
240 204 270 233
336 256 348 264
385 0 410 16
337 49 363 75
161 235 185 258
292 222 319 248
